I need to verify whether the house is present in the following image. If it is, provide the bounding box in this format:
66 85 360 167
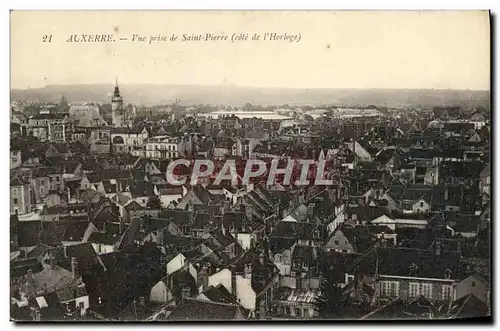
325 224 378 254
345 244 461 304
446 293 490 319
176 186 213 210
224 212 265 250
111 126 149 154
207 249 279 318
455 272 490 305
208 229 243 260
423 167 439 186
479 164 490 197
347 140 373 162
154 184 186 209
96 180 119 199
273 243 320 278
166 298 246 321
11 148 22 169
271 288 319 319
31 167 64 204
11 256 90 320
11 176 32 215
144 135 180 159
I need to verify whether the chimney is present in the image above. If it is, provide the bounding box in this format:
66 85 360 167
244 264 252 279
245 206 253 221
181 287 191 300
198 266 209 292
435 240 442 256
138 296 146 307
26 269 34 285
49 257 56 270
71 257 78 277
231 268 237 296
295 271 301 290
119 216 125 234
444 186 449 201
259 298 267 320
307 203 314 218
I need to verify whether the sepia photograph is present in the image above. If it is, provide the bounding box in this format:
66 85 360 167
9 10 491 322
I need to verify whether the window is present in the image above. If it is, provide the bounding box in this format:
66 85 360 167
12 188 18 197
471 281 476 288
40 187 44 195
442 285 453 300
420 201 424 207
409 283 419 298
13 198 18 205
334 240 339 245
346 275 354 283
421 283 433 298
380 281 400 297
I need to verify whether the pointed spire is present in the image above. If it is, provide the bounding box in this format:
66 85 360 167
113 77 121 98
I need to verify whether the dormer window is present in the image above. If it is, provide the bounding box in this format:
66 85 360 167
444 269 452 279
409 262 419 277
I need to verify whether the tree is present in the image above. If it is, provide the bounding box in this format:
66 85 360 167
315 254 346 319
315 270 345 319
146 195 163 210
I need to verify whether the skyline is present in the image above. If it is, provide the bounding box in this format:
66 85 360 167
11 11 490 90
10 81 492 92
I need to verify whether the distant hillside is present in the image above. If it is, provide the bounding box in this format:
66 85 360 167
10 84 490 108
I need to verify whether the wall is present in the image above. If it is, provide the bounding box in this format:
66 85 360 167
325 230 355 253
412 199 430 214
208 268 232 293
166 253 197 280
75 294 90 314
376 276 456 302
11 184 30 215
455 275 488 303
150 280 171 303
279 275 297 289
11 150 22 169
236 275 256 311
91 243 115 255
160 194 182 209
236 233 252 251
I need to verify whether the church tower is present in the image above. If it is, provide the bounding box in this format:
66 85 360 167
111 78 124 127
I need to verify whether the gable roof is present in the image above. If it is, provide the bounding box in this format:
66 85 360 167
348 246 462 280
167 298 243 321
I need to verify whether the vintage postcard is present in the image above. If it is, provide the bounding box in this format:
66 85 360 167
9 10 491 322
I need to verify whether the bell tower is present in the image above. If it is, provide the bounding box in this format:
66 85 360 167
111 78 124 127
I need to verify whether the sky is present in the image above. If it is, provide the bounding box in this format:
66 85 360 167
10 11 490 90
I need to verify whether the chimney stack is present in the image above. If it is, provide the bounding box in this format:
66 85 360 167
244 264 252 279
259 298 267 320
49 257 56 270
231 268 237 296
71 257 78 277
26 269 34 285
181 287 191 300
139 296 146 307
